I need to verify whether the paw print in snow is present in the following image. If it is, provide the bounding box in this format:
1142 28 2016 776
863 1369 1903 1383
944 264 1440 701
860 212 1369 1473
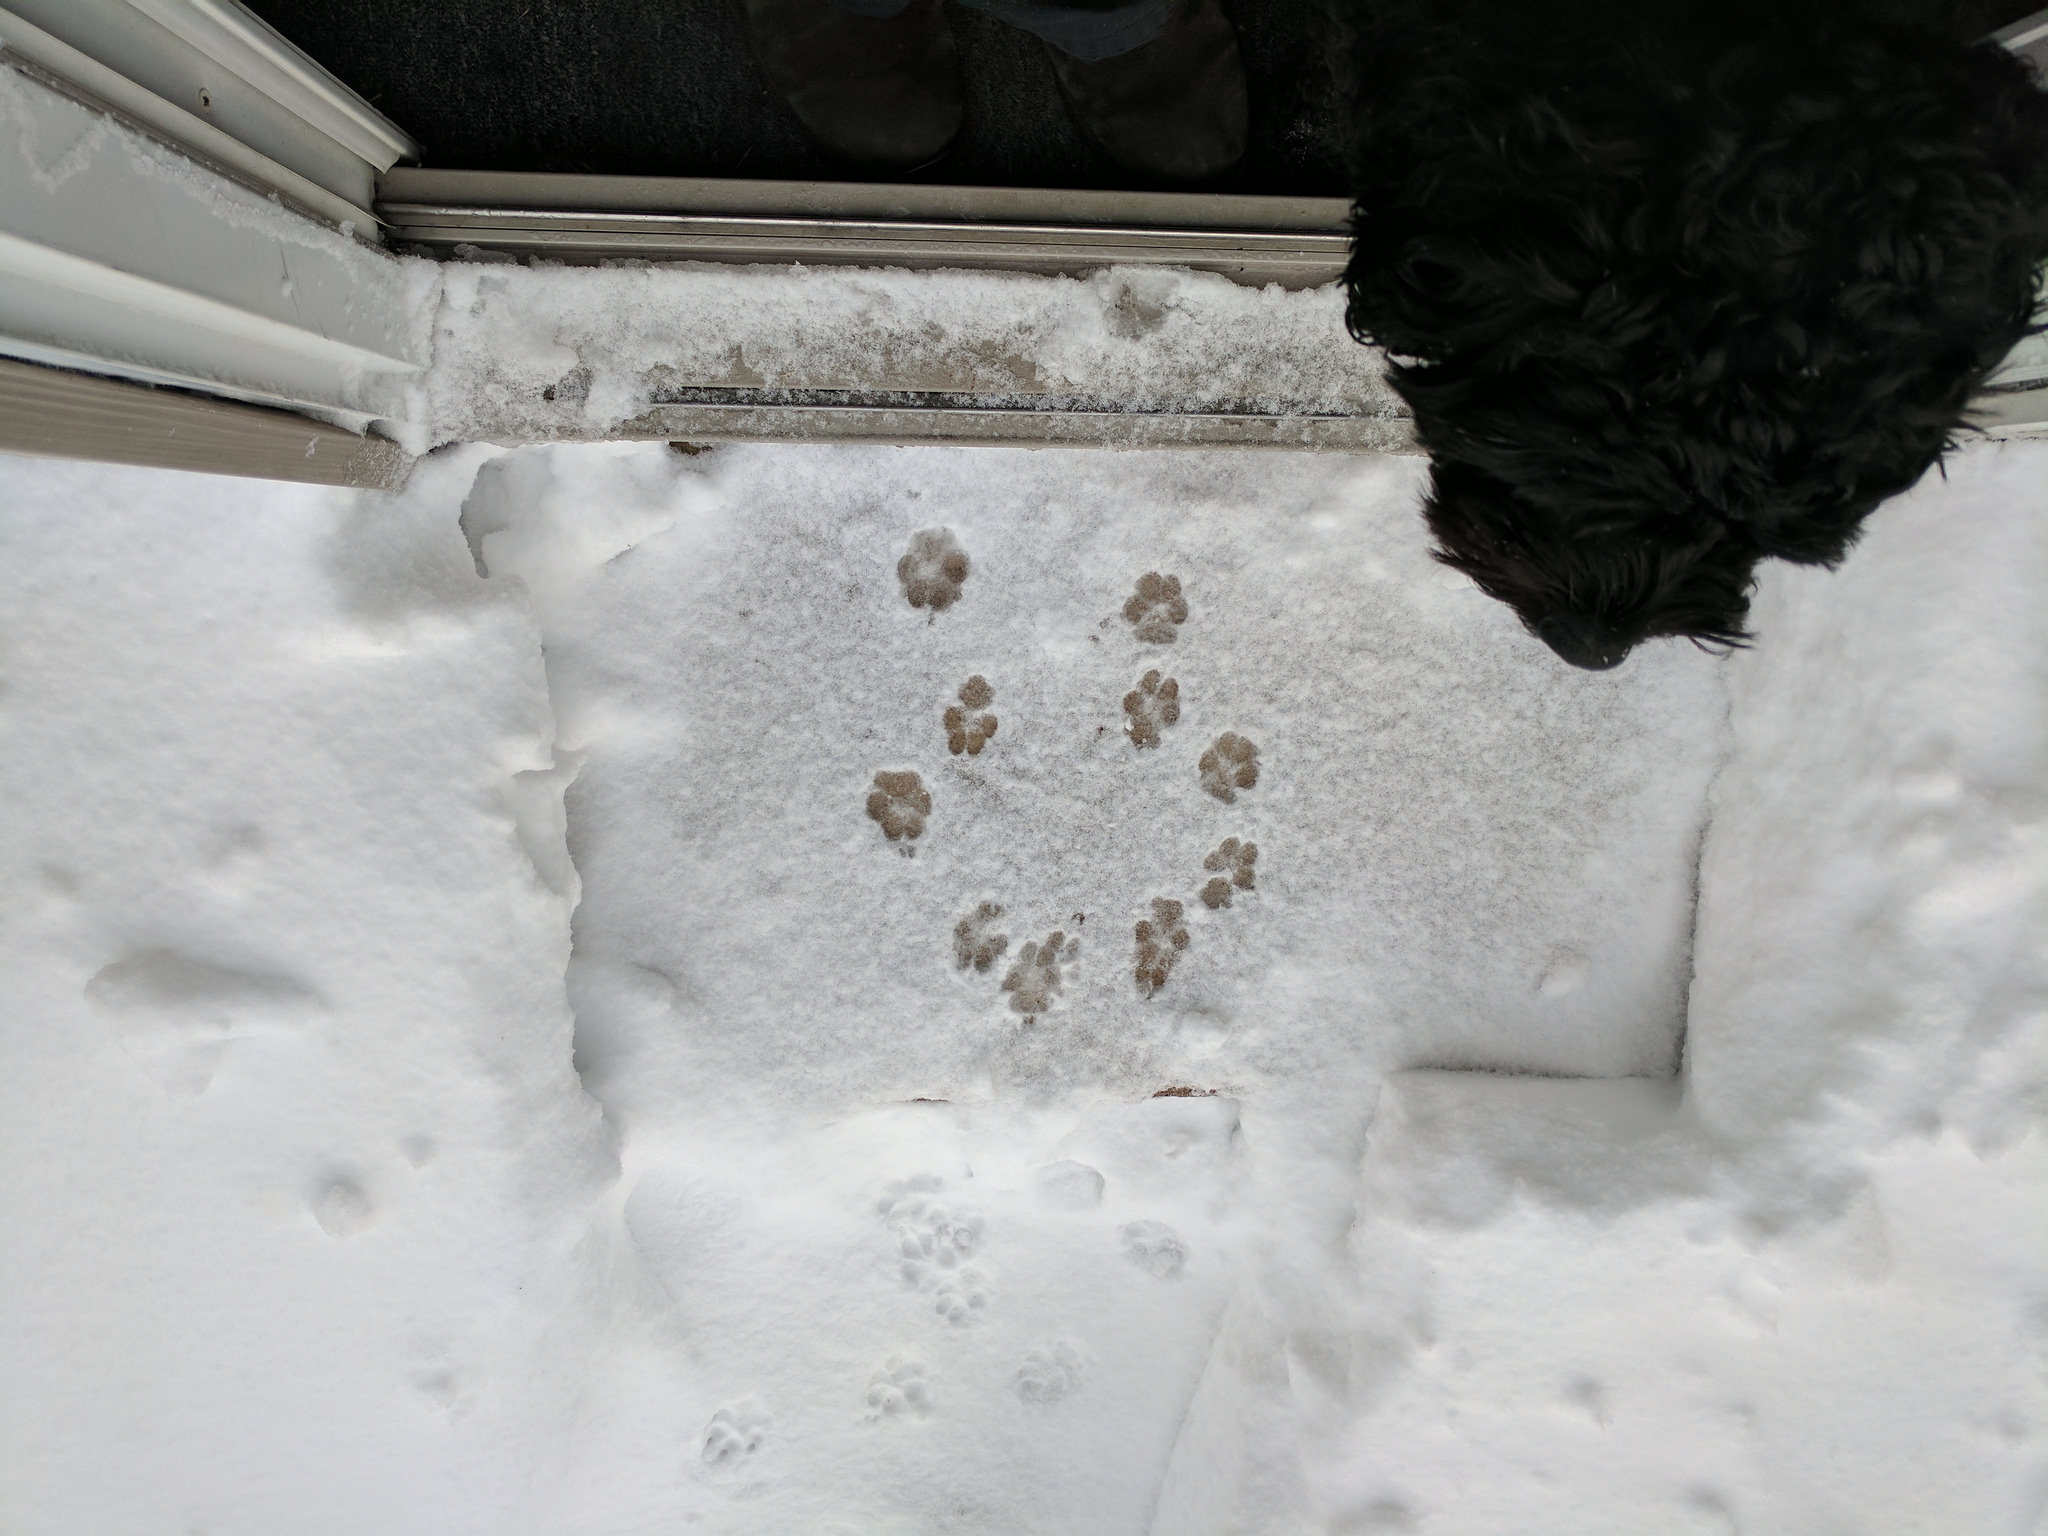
879 1174 990 1324
866 1355 932 1421
1122 669 1180 749
1014 1343 1085 1404
899 528 970 612
867 770 930 843
1200 838 1258 909
1119 1220 1188 1279
1198 733 1260 803
1123 572 1188 643
932 1273 990 1326
945 676 998 755
954 901 1009 973
1001 930 1078 1019
701 1403 770 1466
1134 898 1189 997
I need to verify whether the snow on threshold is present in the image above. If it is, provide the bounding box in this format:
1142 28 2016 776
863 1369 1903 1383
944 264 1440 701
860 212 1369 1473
0 438 2042 1536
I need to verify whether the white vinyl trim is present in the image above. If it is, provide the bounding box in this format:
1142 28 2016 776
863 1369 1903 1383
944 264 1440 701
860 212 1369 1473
0 228 420 430
0 5 373 229
0 231 422 374
0 333 385 428
119 0 417 168
4 0 413 212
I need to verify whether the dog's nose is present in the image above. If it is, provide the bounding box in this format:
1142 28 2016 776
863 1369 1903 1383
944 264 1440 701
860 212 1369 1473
1533 612 1632 670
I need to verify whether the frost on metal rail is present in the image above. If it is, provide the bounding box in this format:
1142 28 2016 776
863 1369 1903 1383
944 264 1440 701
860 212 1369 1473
378 168 1353 289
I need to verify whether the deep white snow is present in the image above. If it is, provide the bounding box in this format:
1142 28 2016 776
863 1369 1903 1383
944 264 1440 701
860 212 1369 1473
3 427 2043 1535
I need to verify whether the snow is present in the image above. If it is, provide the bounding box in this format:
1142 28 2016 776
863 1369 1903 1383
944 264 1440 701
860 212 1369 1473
427 261 1403 447
2 400 2044 1528
0 450 615 1532
438 437 1722 1533
1312 445 2048 1535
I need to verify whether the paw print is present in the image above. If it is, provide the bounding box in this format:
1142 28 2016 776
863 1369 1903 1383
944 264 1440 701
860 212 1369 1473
944 676 999 755
899 528 970 612
878 1174 988 1322
1119 1219 1188 1279
953 901 1009 973
866 1355 932 1420
878 1174 983 1276
1200 838 1259 909
1001 930 1078 1019
1122 669 1180 749
1134 899 1190 997
701 1403 770 1466
1014 1343 1085 1404
1123 572 1188 643
867 770 930 843
1198 733 1260 803
932 1274 990 1326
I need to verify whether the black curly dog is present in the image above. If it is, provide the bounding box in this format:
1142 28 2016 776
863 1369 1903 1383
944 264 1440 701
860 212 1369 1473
1342 0 2048 668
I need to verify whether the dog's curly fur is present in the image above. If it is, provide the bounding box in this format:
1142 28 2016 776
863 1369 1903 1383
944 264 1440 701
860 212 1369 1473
1342 0 2048 667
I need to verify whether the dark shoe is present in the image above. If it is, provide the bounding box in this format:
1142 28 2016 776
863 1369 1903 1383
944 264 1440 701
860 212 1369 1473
1043 0 1247 182
742 0 963 169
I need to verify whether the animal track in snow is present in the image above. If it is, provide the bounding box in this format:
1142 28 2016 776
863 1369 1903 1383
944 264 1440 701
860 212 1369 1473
85 946 319 1097
1001 930 1078 1019
1123 571 1188 643
1200 838 1259 909
1198 733 1260 803
1032 1160 1106 1209
867 770 930 844
1539 949 1589 998
1014 1343 1085 1404
953 901 1009 973
878 1174 990 1325
1134 899 1190 997
410 1367 462 1414
312 1176 373 1238
932 1272 990 1325
701 1404 771 1465
944 676 999 755
1122 669 1180 749
899 528 970 612
866 1355 932 1420
1119 1220 1189 1279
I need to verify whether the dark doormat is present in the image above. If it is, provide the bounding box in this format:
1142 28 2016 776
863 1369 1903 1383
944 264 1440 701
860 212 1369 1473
246 0 1348 194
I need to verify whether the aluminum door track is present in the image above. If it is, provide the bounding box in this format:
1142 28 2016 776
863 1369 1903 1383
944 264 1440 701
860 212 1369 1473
377 169 1353 289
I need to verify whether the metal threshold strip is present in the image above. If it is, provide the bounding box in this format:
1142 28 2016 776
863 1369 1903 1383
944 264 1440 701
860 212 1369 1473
377 168 1353 289
606 401 1413 452
382 204 1349 285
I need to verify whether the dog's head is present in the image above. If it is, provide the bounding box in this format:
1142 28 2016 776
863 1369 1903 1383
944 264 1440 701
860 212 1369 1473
1342 0 2048 667
1423 461 1760 669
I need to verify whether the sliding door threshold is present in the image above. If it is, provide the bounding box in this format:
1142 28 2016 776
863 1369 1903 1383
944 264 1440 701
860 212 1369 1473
379 169 1353 289
582 401 1415 452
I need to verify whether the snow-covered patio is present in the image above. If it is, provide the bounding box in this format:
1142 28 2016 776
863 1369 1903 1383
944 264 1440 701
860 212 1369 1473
2 425 2042 1534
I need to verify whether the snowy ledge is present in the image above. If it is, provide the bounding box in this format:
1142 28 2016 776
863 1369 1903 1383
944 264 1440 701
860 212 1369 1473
424 259 1410 454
